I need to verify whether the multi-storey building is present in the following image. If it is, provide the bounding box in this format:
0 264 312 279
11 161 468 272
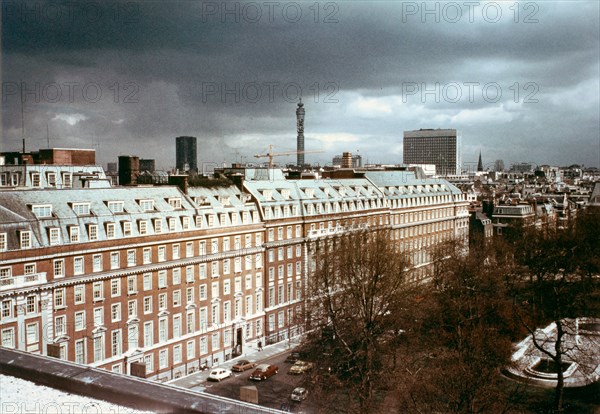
365 171 469 279
0 167 468 381
403 129 461 176
332 153 362 168
175 136 197 173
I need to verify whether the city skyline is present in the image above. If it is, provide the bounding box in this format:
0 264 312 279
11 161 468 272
2 2 599 169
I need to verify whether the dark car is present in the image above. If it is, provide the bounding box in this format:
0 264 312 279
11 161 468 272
284 352 301 363
249 363 279 380
231 360 256 372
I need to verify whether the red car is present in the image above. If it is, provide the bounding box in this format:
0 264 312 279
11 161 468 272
249 364 279 380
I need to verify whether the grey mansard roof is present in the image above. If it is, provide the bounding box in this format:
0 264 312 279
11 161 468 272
0 185 261 251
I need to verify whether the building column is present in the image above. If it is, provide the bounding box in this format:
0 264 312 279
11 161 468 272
15 295 26 351
40 290 52 355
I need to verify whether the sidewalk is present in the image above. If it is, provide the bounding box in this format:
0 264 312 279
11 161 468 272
167 337 302 390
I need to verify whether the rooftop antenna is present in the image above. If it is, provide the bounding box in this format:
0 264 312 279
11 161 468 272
20 82 26 154
46 123 50 148
296 98 305 167
92 135 100 150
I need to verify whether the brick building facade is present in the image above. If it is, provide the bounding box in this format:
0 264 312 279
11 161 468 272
0 168 468 381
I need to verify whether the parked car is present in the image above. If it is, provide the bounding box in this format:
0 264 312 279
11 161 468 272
231 360 256 372
291 387 308 402
288 360 314 375
284 352 301 363
207 368 232 382
249 364 279 380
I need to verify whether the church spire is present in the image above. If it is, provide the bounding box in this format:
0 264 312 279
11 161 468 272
477 150 483 172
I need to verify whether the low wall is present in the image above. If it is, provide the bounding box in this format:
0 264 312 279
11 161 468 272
0 348 284 414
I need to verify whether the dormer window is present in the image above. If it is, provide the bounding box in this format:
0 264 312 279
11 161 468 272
154 218 163 233
139 199 154 211
32 205 52 218
47 173 56 187
139 220 148 235
88 224 98 241
219 196 230 206
262 190 273 201
19 230 32 249
69 226 80 242
182 216 191 230
106 223 116 239
122 221 132 237
305 188 314 198
72 202 91 216
62 173 72 188
31 173 41 187
168 198 182 209
107 201 124 213
280 189 290 199
48 227 61 245
195 196 210 206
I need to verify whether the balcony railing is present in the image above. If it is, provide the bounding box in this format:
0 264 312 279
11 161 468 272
0 272 47 291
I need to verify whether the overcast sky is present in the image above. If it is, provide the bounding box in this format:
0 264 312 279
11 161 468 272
2 1 599 171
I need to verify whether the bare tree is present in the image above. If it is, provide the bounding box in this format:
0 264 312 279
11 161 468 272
395 239 521 414
510 211 600 413
302 229 411 413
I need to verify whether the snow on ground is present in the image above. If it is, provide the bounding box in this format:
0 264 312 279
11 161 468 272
0 374 155 413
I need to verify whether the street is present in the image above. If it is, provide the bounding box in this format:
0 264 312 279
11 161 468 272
195 351 316 413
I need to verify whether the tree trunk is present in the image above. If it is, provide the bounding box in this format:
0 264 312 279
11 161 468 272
553 320 565 413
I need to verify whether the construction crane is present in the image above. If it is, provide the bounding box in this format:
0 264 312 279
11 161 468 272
254 145 323 168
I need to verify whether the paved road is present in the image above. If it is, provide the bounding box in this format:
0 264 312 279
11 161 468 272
200 351 314 413
168 338 301 389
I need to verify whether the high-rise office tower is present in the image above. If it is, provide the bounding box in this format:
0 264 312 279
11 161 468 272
296 100 305 167
175 136 197 172
403 129 461 176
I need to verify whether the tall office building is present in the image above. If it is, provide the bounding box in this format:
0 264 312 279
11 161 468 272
403 129 461 176
175 136 197 172
296 100 305 167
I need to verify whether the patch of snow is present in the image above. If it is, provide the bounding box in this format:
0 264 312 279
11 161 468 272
0 374 154 413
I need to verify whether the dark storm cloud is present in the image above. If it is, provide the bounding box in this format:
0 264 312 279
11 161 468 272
2 1 599 169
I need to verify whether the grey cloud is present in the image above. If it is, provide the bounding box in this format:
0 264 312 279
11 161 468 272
2 1 598 169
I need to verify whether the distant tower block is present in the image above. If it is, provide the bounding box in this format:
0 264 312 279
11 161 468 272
296 100 305 167
140 159 156 172
175 136 197 172
342 152 353 169
118 155 139 186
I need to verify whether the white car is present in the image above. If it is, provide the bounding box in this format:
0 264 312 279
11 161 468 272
291 387 308 401
207 368 232 382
